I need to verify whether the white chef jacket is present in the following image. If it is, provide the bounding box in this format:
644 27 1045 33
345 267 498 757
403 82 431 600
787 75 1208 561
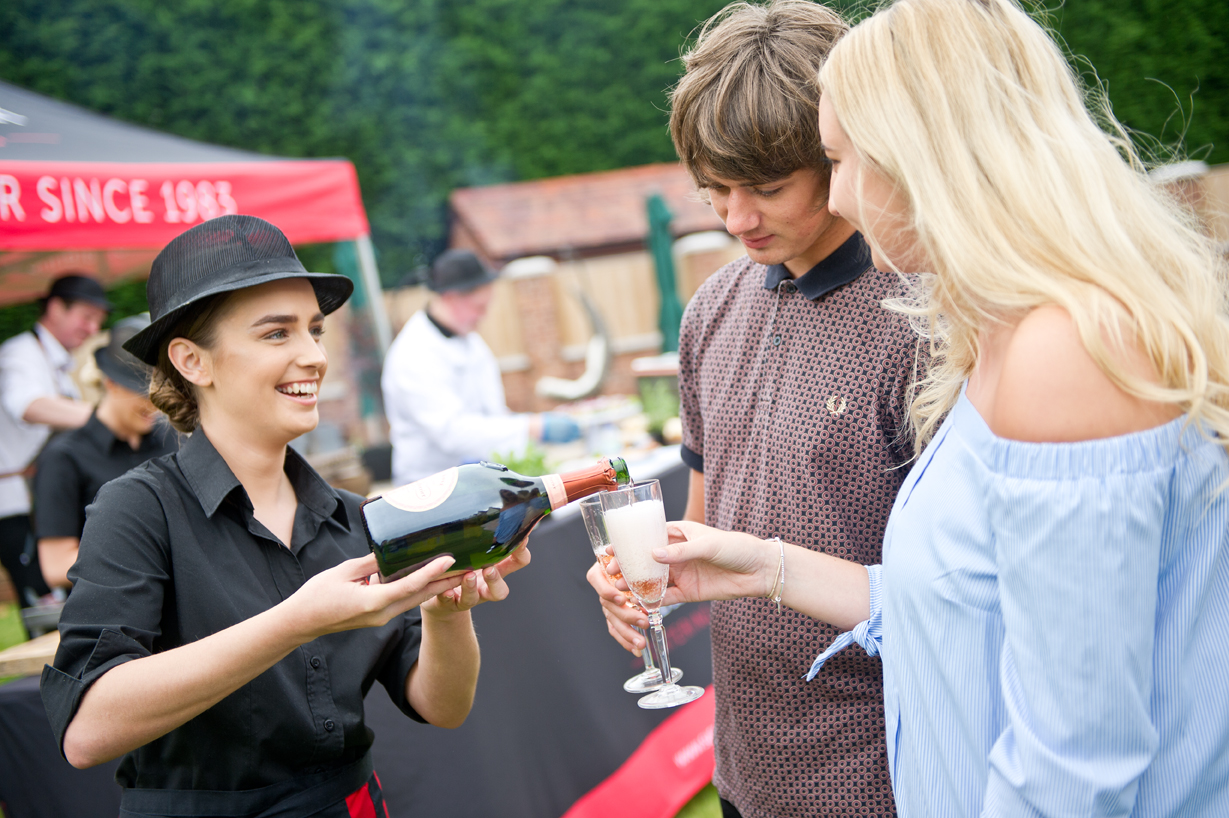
382 310 531 486
0 324 81 518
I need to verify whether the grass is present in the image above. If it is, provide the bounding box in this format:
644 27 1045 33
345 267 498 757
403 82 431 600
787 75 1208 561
0 603 24 652
676 784 721 818
0 602 28 688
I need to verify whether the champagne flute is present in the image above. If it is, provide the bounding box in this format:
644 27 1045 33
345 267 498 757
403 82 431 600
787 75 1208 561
599 480 705 709
580 495 682 693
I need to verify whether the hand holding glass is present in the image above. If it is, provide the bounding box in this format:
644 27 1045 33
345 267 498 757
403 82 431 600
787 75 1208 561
598 480 704 709
580 495 682 693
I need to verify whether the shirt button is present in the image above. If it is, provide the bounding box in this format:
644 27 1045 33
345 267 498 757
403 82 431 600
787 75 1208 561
324 719 336 732
783 282 797 293
772 335 782 346
310 657 321 669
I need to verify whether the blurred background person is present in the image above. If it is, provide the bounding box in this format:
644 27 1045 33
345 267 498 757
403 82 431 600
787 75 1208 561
382 249 579 485
34 314 177 592
0 274 109 610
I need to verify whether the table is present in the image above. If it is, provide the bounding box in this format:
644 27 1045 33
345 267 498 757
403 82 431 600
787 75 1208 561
0 631 57 678
0 457 708 818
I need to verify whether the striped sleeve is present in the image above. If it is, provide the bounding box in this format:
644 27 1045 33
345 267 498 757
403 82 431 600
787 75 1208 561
982 467 1165 817
805 564 883 680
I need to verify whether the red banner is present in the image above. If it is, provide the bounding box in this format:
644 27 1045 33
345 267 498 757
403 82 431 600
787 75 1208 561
0 159 369 250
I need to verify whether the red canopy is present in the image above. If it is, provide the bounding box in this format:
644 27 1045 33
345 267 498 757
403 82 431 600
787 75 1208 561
0 81 380 321
0 159 369 251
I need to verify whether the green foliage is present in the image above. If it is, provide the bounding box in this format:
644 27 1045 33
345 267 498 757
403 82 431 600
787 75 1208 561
0 0 1224 292
489 440 550 477
1049 1 1228 166
639 376 680 438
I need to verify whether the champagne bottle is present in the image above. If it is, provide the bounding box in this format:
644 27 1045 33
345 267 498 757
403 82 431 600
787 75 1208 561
362 457 632 579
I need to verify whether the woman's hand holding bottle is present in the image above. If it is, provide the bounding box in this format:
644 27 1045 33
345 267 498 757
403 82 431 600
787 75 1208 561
425 541 533 615
286 553 463 640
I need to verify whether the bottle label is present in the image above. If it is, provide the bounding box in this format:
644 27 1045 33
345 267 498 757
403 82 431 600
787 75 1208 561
383 467 459 513
542 473 566 509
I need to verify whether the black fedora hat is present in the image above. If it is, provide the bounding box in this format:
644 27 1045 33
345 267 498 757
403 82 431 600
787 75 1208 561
95 314 155 394
428 249 498 293
123 215 353 365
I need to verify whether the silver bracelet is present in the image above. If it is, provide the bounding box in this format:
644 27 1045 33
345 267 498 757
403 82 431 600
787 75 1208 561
765 537 785 614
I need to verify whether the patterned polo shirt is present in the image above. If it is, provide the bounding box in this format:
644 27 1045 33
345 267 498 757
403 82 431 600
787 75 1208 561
678 232 921 818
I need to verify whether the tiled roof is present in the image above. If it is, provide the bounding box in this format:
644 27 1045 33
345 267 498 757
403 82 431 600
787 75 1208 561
449 162 727 262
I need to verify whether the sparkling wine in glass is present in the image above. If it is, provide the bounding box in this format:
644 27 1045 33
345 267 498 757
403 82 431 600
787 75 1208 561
599 480 704 709
580 495 682 693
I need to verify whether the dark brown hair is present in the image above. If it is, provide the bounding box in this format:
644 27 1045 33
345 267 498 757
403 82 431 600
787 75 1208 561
148 294 233 433
670 0 848 187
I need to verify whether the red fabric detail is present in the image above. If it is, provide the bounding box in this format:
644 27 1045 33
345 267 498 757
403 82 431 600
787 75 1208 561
344 779 378 818
562 686 715 818
0 160 369 250
373 772 390 818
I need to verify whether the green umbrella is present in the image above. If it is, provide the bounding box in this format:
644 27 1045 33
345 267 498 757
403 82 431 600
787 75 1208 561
646 193 684 352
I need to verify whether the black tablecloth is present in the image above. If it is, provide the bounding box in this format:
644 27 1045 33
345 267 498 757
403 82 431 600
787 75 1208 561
0 461 710 818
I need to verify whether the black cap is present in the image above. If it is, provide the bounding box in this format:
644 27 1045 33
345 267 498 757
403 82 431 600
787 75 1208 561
428 249 498 293
123 215 354 365
95 314 156 394
45 274 112 312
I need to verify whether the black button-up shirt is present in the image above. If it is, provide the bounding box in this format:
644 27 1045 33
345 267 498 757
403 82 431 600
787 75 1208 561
33 413 178 540
41 430 423 799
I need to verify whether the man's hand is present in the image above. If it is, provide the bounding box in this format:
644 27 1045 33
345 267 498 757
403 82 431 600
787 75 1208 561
585 558 649 655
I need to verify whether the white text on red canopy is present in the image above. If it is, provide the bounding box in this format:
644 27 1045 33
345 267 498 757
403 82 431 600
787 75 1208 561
0 175 238 225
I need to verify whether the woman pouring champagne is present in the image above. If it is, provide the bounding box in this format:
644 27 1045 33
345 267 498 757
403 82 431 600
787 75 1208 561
41 215 528 817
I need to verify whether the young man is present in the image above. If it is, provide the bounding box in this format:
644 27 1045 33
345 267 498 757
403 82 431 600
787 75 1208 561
588 3 921 816
34 315 177 590
0 274 108 608
381 249 578 485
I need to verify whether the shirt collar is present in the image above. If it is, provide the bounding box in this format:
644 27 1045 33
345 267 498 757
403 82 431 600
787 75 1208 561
425 309 457 339
761 232 873 300
82 411 125 453
177 429 350 530
85 412 176 454
33 322 73 369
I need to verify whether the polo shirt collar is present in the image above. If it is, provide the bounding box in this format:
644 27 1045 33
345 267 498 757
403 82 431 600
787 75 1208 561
762 232 873 301
177 429 349 530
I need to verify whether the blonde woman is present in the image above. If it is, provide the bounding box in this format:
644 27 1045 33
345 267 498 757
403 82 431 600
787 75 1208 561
600 0 1229 814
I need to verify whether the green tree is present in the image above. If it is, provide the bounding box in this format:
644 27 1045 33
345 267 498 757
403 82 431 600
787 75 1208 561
0 0 1225 293
1052 0 1228 165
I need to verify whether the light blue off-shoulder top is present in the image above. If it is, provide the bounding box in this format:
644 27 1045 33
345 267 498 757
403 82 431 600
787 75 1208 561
809 389 1229 817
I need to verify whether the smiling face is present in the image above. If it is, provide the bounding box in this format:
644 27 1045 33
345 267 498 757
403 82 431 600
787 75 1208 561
703 167 845 276
818 93 927 274
172 278 328 447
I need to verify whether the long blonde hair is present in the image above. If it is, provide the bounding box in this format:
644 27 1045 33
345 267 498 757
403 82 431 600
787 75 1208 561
819 0 1229 453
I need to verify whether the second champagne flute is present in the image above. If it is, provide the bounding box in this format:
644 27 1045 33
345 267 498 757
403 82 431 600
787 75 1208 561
579 495 682 693
599 480 705 709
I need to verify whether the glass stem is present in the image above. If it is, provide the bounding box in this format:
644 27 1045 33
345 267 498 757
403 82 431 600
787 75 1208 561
637 625 659 673
644 610 672 687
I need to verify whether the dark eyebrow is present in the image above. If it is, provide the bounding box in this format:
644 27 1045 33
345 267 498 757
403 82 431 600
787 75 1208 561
819 142 834 154
250 312 325 329
251 314 297 328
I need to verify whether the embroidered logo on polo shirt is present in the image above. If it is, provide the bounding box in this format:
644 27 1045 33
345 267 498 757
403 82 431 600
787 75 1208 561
826 395 847 416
